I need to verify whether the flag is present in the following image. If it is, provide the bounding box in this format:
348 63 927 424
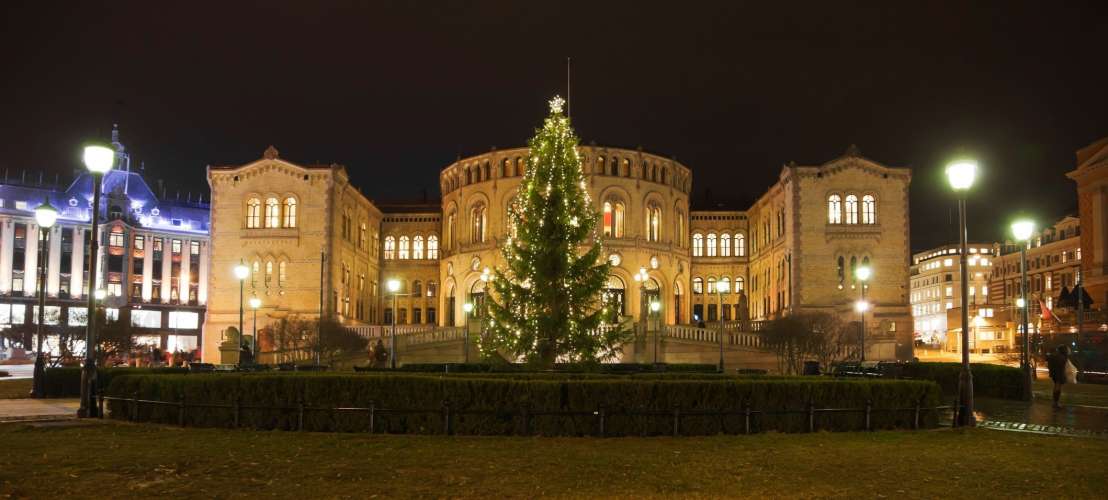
1039 299 1054 321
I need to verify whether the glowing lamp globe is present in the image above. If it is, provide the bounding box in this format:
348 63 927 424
650 301 661 313
855 300 870 313
94 289 107 301
1011 220 1035 242
83 145 115 174
249 297 262 309
233 263 250 280
34 197 58 229
1016 298 1026 308
717 280 730 293
945 160 977 191
387 279 400 293
463 302 474 314
855 265 872 282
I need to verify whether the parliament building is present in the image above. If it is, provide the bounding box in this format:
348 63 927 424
205 144 913 362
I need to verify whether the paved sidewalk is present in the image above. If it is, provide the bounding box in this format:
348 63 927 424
973 397 1108 437
0 399 79 422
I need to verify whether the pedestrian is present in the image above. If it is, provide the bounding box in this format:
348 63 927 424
1046 345 1073 409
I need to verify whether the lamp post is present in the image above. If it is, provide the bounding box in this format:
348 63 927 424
855 265 872 362
716 278 730 372
31 196 58 398
650 300 661 364
249 296 262 364
1011 219 1035 401
462 302 474 363
634 267 649 341
387 278 400 368
233 261 249 366
947 159 977 427
480 267 491 343
78 144 114 418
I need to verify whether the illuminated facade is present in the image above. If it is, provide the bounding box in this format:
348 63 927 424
0 126 208 356
909 243 995 346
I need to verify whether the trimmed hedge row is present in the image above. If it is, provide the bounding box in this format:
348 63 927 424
43 367 190 397
106 373 941 436
900 362 1023 400
394 363 720 373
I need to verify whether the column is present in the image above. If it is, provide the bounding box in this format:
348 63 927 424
197 240 209 305
94 227 105 292
47 225 62 296
24 222 38 297
70 228 84 299
0 217 13 293
142 233 153 301
180 239 191 304
161 244 172 303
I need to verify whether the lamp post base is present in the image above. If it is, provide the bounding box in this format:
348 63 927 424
31 354 46 398
957 367 975 427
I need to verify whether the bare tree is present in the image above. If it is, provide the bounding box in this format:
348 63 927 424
765 315 812 375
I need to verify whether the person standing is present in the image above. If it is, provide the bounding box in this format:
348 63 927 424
1046 345 1071 409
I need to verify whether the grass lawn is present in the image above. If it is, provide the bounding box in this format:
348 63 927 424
0 378 31 399
1 423 1105 498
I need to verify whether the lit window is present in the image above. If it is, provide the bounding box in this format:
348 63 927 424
413 235 424 259
828 194 842 224
845 195 858 224
384 236 395 260
693 277 703 294
719 276 730 294
265 261 273 286
471 203 486 243
735 277 744 291
646 204 661 242
279 261 287 285
264 197 280 228
707 233 717 257
707 277 717 294
862 195 875 224
427 235 439 259
246 198 261 228
399 236 410 259
721 234 731 256
692 233 704 257
736 233 745 257
283 197 297 228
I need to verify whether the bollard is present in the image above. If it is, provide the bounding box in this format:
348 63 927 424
442 400 453 436
808 402 815 433
744 404 752 435
178 395 186 427
368 400 376 434
672 405 681 437
864 400 872 431
297 401 305 432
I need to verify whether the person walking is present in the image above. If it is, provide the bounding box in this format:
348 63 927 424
1046 345 1073 409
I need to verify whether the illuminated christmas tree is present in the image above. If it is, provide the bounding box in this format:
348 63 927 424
483 96 629 366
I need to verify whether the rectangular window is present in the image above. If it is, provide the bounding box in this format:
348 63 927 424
168 311 199 329
172 239 182 254
109 231 124 247
134 235 144 250
130 309 163 328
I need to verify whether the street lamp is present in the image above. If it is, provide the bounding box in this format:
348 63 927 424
94 288 107 302
462 302 474 363
855 265 872 362
634 267 649 341
479 268 491 343
31 196 58 398
78 144 114 418
1011 218 1035 401
249 296 262 364
947 159 977 427
233 261 250 366
650 300 661 364
387 278 400 369
716 278 730 372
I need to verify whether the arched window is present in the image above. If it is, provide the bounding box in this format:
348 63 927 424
427 235 439 259
265 261 273 286
707 233 717 257
427 281 437 297
707 277 717 294
398 236 410 259
471 203 486 243
412 236 424 259
359 223 367 249
603 202 613 237
278 261 287 286
828 194 842 224
675 211 685 247
501 158 508 178
264 197 280 228
693 277 704 294
283 197 297 227
384 236 396 260
862 195 876 224
252 260 260 287
719 276 731 294
692 233 704 257
446 210 456 249
720 233 731 257
245 198 262 228
646 204 661 242
602 200 625 238
412 280 422 296
609 157 618 176
845 195 859 224
735 276 745 291
736 233 746 257
837 256 845 288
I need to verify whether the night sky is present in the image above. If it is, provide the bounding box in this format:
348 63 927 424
2 0 1105 252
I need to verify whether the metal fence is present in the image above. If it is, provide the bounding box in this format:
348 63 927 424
99 392 954 437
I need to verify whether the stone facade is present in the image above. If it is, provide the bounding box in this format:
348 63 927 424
1066 136 1108 307
910 243 995 345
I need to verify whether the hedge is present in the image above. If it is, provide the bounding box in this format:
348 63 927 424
106 373 942 436
394 363 720 374
43 367 190 398
900 362 1023 400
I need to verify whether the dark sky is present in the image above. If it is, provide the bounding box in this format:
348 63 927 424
2 0 1106 252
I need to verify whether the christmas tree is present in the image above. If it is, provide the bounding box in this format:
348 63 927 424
483 96 629 366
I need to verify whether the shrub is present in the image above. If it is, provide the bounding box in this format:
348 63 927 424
0 370 9 378
106 373 941 436
43 367 190 397
899 362 1023 400
396 363 719 374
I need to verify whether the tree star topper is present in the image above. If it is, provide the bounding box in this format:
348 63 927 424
549 95 565 114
